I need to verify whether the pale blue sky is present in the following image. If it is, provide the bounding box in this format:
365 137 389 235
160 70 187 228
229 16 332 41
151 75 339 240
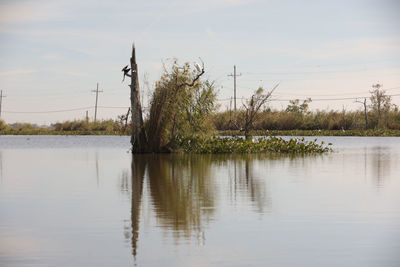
0 0 399 124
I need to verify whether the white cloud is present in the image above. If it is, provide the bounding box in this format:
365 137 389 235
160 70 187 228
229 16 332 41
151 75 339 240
43 53 62 60
0 69 36 76
57 71 89 77
205 28 216 38
310 37 400 60
0 1 65 25
219 0 252 5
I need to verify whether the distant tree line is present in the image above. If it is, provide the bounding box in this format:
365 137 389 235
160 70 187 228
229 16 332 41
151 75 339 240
213 84 400 132
1 83 399 136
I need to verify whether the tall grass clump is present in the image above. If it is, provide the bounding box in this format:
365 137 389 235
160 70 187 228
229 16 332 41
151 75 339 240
145 60 217 152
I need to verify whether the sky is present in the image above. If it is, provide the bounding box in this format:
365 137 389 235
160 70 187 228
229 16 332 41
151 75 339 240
0 0 399 124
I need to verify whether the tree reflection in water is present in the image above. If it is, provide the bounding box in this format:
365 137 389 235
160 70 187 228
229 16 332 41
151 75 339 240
126 153 311 258
370 146 391 189
227 154 270 213
146 154 216 238
127 154 217 258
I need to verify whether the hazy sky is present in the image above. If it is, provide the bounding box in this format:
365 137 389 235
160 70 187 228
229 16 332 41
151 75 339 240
0 0 399 124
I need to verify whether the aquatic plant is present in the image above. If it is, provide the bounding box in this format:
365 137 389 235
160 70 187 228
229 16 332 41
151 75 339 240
174 135 331 154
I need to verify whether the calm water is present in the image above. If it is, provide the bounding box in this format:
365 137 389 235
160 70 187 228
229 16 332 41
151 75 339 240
0 135 399 267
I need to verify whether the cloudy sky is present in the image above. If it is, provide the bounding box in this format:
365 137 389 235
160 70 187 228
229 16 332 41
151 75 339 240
0 0 399 124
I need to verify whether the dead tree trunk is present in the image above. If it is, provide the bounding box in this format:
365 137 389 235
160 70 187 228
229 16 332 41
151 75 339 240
130 44 148 153
363 98 368 130
356 98 368 130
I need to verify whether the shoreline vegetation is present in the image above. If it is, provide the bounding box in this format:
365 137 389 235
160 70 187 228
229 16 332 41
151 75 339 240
2 122 400 137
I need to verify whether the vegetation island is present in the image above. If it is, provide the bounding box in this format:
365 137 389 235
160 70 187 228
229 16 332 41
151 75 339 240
2 46 400 153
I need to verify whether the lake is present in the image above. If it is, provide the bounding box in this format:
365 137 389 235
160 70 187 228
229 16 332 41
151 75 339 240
0 135 399 267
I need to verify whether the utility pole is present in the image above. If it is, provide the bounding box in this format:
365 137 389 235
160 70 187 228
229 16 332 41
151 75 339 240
91 83 103 122
0 90 6 119
228 65 241 111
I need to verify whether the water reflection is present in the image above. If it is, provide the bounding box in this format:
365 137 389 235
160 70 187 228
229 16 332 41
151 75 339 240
146 155 216 236
125 148 399 262
129 154 217 257
0 151 3 183
95 152 100 187
0 136 399 266
370 147 391 189
127 153 301 258
227 154 271 213
130 156 146 258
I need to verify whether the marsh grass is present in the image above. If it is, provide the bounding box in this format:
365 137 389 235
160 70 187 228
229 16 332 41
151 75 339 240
219 129 400 137
212 109 400 132
0 119 127 135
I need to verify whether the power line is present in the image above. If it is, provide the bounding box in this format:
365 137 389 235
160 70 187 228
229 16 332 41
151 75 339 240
273 86 400 97
2 93 400 114
216 93 400 102
2 106 130 114
7 89 95 98
3 106 94 114
244 59 397 70
243 69 365 75
272 93 400 102
242 66 400 76
3 88 400 114
97 106 129 109
221 85 400 97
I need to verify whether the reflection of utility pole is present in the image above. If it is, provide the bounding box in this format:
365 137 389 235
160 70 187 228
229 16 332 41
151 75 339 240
95 152 99 187
228 157 237 203
0 151 3 183
91 83 103 122
375 147 383 189
234 157 237 201
364 147 367 182
0 90 6 119
228 66 241 111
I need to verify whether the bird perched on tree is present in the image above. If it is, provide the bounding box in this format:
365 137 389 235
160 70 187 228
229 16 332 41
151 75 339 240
194 62 202 72
121 65 131 82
